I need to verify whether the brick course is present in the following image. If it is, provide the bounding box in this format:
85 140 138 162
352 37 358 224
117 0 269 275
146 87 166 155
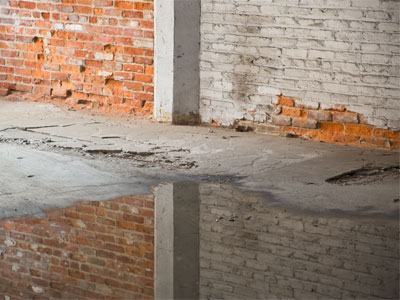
0 194 154 300
0 0 154 115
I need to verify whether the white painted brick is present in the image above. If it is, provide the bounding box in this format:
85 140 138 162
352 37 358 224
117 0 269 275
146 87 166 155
387 119 400 130
351 0 380 8
338 9 364 19
98 71 113 77
259 47 281 57
282 48 308 58
295 100 320 110
258 86 281 95
94 52 114 61
308 50 335 59
53 23 64 30
200 0 400 129
236 4 260 14
260 6 287 15
65 24 83 31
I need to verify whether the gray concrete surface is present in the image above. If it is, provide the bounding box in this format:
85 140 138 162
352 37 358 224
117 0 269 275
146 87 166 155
0 99 399 219
154 0 201 123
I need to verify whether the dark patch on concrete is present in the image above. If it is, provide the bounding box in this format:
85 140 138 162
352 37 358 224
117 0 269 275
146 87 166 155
172 112 201 125
326 164 399 185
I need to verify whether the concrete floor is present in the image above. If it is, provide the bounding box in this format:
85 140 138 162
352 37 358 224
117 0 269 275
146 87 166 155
0 98 399 300
0 99 399 219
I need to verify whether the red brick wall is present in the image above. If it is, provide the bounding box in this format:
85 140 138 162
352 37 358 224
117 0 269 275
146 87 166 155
0 194 154 299
0 0 154 115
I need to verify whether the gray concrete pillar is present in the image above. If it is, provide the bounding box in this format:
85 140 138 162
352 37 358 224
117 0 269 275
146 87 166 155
154 0 201 125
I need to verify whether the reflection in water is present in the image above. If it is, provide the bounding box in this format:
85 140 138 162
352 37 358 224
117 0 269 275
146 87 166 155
0 183 399 300
196 184 399 300
0 195 154 299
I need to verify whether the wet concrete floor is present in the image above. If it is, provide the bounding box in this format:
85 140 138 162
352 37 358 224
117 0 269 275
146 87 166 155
0 183 398 300
0 100 399 299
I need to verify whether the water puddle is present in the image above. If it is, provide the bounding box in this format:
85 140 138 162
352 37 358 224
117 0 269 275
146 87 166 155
0 183 398 299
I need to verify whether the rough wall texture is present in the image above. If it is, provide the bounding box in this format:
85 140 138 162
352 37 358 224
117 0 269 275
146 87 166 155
200 0 400 148
0 0 154 115
199 184 399 299
0 195 154 299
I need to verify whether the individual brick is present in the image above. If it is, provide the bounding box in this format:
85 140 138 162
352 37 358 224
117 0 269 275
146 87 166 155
292 118 318 129
307 110 332 122
272 115 292 126
277 96 295 107
282 107 302 117
332 112 359 124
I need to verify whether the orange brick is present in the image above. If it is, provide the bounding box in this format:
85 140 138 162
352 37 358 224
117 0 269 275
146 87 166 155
135 74 153 83
278 95 294 107
373 128 400 140
143 102 154 110
345 124 373 136
115 1 134 9
19 1 36 9
319 122 345 133
145 66 154 75
282 107 302 117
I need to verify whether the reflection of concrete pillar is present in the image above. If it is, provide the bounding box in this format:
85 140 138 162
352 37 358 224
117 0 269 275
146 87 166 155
155 184 174 299
154 0 201 124
173 182 200 299
155 182 200 299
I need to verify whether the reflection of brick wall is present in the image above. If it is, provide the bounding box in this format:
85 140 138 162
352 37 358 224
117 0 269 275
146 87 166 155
199 184 399 299
0 195 154 299
0 1 154 115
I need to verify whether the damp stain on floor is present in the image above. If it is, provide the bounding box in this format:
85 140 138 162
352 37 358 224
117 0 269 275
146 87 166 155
0 183 399 300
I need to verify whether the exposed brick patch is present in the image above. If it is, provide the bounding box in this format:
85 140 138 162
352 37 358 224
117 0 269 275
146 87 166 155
0 0 154 116
264 95 399 150
0 195 154 300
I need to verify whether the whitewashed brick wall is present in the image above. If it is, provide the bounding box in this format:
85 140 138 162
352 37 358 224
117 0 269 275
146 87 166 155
200 0 400 129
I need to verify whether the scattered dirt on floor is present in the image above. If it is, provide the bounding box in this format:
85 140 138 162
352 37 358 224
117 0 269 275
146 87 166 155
0 135 198 170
